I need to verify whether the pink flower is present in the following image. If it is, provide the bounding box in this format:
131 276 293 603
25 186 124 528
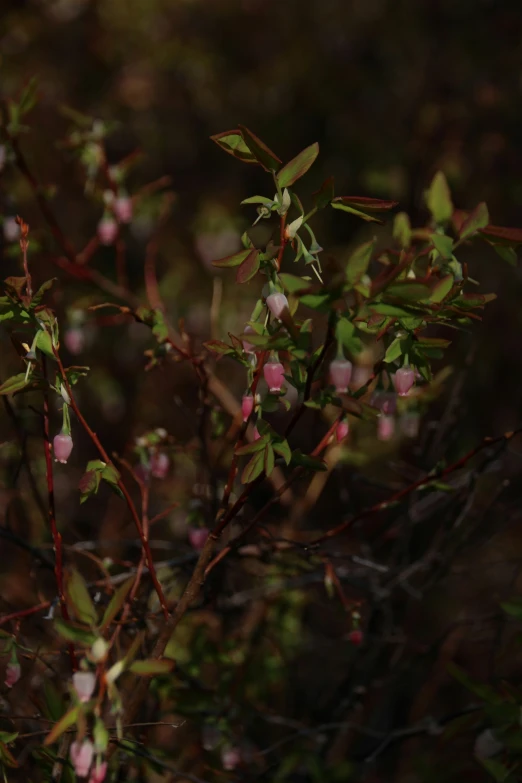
241 395 254 422
263 361 285 393
70 740 94 778
188 527 209 551
88 761 108 783
393 367 415 397
73 671 96 703
5 662 20 688
329 358 353 394
114 196 133 224
336 419 349 442
266 292 289 320
3 217 20 243
371 390 396 415
377 414 395 442
242 325 256 354
97 217 118 246
53 433 73 464
349 629 363 646
64 327 86 356
150 452 169 479
221 746 241 771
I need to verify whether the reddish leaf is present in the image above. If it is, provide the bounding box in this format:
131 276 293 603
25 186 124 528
334 196 398 211
212 248 251 268
479 224 522 247
238 125 281 171
210 130 258 165
236 249 260 284
313 176 335 210
277 142 319 188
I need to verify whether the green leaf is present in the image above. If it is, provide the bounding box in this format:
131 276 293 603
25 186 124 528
238 125 281 172
203 340 235 356
235 436 270 455
384 337 404 363
241 449 266 484
331 201 383 224
313 176 335 210
210 130 257 165
65 365 90 385
386 282 432 301
431 234 453 259
129 658 175 676
429 274 454 303
346 240 375 286
236 249 260 284
79 469 101 503
43 705 80 746
459 202 489 240
425 171 453 224
279 273 312 294
0 373 31 396
277 142 319 188
35 330 55 359
290 450 327 472
263 443 275 477
65 568 97 625
371 303 415 317
0 732 18 745
54 618 97 645
241 195 275 207
393 212 411 248
273 439 292 465
492 245 517 266
31 278 57 307
18 76 39 116
479 759 511 783
212 248 251 268
501 599 522 620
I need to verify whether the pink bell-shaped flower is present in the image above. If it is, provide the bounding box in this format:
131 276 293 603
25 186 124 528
70 740 94 778
336 419 350 442
329 358 353 394
97 217 118 246
73 671 96 703
64 327 86 356
241 395 254 422
266 292 289 320
5 662 20 688
263 361 285 393
88 761 108 783
393 367 415 397
242 325 256 354
150 452 169 479
114 195 133 224
53 433 73 464
377 414 395 442
221 746 242 771
188 527 209 551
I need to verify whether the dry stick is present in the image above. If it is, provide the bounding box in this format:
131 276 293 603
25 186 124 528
52 350 169 619
41 357 77 671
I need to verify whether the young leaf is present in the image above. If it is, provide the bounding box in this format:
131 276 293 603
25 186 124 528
331 200 383 224
79 468 102 503
212 249 251 268
313 176 335 210
431 234 453 259
459 202 489 240
279 273 312 294
425 171 453 224
65 569 97 625
0 373 32 396
101 577 133 630
54 618 97 645
479 224 522 247
203 340 235 356
290 450 327 472
238 125 281 171
241 449 265 484
263 443 275 477
334 196 398 212
429 274 454 303
345 240 375 286
129 658 175 676
35 330 55 359
43 705 80 746
277 142 319 188
273 439 292 465
236 249 260 284
393 212 412 248
31 278 57 308
210 130 257 165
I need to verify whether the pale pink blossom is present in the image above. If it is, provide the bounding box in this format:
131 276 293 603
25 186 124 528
377 414 395 442
241 395 254 422
53 433 73 464
88 761 108 783
221 746 241 771
336 419 350 442
97 217 118 246
263 361 285 393
4 662 20 688
114 196 133 224
70 740 94 778
329 358 353 394
73 671 96 703
64 327 86 356
393 367 415 397
150 452 169 479
266 292 289 320
188 527 209 551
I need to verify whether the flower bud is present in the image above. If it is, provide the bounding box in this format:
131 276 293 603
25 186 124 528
4 662 20 688
53 433 73 464
70 739 94 778
97 217 118 246
64 327 86 356
90 638 109 663
88 761 108 783
348 629 363 646
393 367 415 397
266 292 289 321
329 358 353 394
73 671 96 703
263 361 285 393
336 419 350 442
150 451 169 479
242 325 256 354
114 195 133 224
188 527 209 551
241 394 254 422
221 746 241 771
377 414 395 442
